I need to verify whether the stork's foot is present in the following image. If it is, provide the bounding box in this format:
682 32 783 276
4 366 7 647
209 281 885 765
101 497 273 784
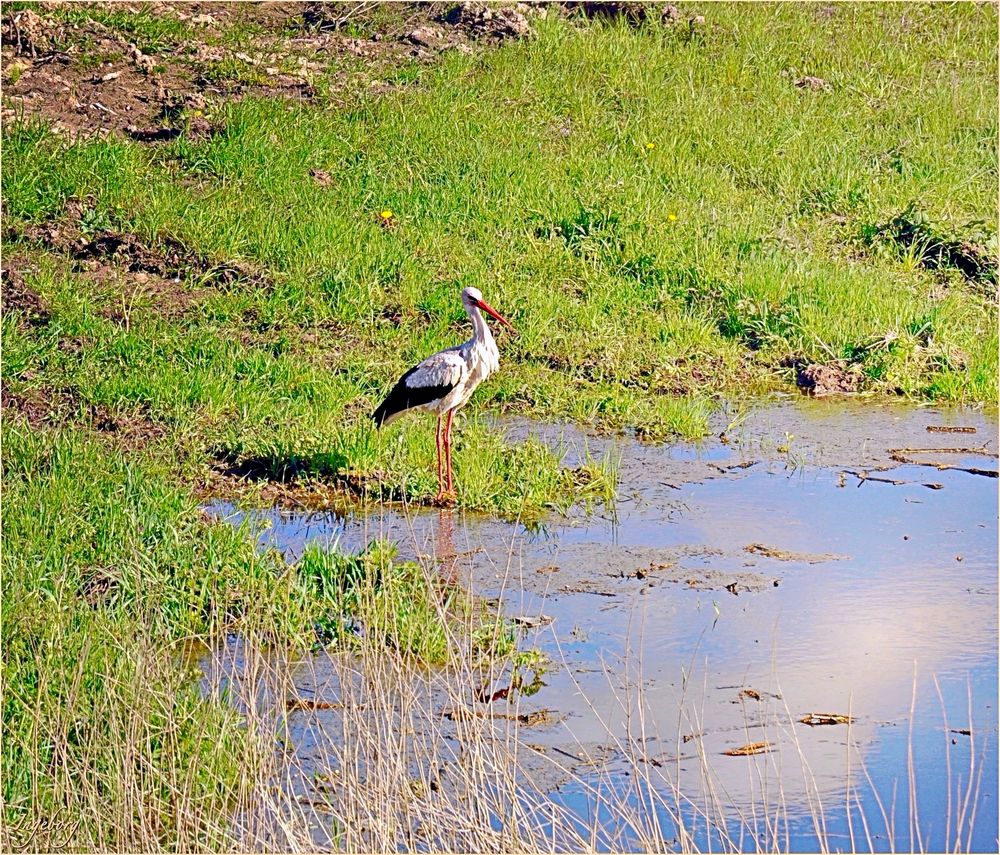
432 490 457 508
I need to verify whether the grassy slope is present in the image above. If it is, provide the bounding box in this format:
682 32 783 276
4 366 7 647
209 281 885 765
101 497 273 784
1 3 996 849
6 5 998 450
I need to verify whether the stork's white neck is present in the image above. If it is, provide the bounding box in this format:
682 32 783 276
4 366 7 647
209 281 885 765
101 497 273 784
467 303 495 348
461 301 501 379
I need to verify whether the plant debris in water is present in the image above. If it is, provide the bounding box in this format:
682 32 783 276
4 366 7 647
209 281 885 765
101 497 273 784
723 741 774 756
743 543 849 563
285 698 345 711
927 425 978 434
799 713 854 726
442 707 557 726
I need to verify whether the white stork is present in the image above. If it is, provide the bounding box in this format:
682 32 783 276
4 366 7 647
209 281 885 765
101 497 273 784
372 286 515 504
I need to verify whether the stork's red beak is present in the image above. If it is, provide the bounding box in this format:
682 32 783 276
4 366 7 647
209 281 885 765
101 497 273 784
475 298 516 333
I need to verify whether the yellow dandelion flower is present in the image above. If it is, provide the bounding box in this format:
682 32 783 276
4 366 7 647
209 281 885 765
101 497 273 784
645 142 656 150
380 209 394 220
667 213 677 222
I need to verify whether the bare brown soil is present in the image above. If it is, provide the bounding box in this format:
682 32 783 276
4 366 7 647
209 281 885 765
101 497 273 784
3 5 203 140
4 196 268 311
2 2 710 142
0 2 548 142
1 256 51 327
0 382 167 447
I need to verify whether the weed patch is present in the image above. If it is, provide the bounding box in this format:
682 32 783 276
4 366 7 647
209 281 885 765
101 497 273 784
860 204 998 293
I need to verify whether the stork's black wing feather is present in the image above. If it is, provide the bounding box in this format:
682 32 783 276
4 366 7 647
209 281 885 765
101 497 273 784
372 365 457 427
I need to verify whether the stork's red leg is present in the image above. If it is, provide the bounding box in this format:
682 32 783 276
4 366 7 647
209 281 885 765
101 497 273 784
444 409 455 494
435 414 444 500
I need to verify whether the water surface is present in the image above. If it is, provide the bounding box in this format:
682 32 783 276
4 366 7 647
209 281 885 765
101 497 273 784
206 399 998 851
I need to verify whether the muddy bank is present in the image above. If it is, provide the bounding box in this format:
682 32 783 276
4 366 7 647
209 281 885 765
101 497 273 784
193 397 997 513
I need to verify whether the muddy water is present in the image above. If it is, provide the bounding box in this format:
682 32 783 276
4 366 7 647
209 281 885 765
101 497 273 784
206 399 998 851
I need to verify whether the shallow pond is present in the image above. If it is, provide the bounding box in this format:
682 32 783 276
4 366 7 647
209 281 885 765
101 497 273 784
205 399 998 852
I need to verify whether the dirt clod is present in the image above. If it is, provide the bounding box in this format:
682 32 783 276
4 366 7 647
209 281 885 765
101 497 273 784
408 25 445 48
795 361 861 395
129 44 157 74
310 168 333 186
441 2 533 41
795 75 830 91
3 8 61 57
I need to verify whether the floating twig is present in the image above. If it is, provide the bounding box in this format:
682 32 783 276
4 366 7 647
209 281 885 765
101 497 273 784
842 470 943 490
723 741 773 756
889 454 998 478
799 712 853 726
560 585 617 597
286 698 345 711
889 446 994 457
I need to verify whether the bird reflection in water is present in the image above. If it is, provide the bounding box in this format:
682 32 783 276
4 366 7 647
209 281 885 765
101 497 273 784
433 509 460 589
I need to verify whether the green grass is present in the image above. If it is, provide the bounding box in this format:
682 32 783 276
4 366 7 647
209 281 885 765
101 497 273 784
0 422 299 849
1 3 997 850
0 416 528 848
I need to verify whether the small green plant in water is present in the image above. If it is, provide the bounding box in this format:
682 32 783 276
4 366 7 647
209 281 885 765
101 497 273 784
511 647 549 697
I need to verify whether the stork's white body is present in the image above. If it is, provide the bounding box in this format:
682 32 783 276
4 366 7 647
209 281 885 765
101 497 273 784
383 311 500 423
372 287 513 503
